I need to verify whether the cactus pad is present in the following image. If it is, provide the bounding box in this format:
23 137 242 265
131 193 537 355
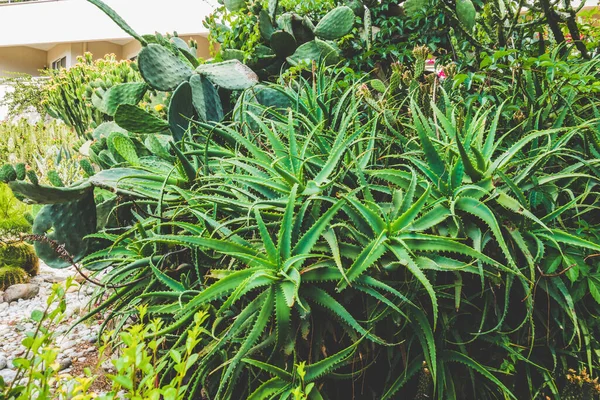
80 159 95 177
169 81 195 142
26 170 39 185
286 39 341 66
8 180 92 204
314 6 355 40
32 189 97 269
0 243 39 276
221 49 245 62
0 164 17 183
0 266 29 291
92 121 128 140
456 0 476 31
112 135 140 166
47 171 65 187
101 82 148 116
15 164 26 181
190 74 224 123
114 104 170 133
138 44 194 92
88 0 146 45
259 10 275 41
270 31 297 57
224 0 246 11
195 60 259 91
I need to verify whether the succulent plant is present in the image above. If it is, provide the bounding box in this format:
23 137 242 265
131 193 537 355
0 164 17 183
0 266 30 291
0 243 39 276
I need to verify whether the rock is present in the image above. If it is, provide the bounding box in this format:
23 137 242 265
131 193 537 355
58 358 72 371
0 354 6 370
3 284 39 303
101 360 115 372
0 303 7 312
0 369 16 383
59 340 76 351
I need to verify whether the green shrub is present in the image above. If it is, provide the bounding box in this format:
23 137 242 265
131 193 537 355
0 183 31 237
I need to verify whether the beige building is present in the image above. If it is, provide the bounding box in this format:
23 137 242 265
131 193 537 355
0 0 216 118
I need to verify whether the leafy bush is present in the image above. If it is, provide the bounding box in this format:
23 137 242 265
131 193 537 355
4 1 600 399
0 183 31 237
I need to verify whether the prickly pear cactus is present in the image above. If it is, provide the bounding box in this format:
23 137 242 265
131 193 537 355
14 163 26 181
47 170 65 187
0 242 39 276
169 81 195 142
114 104 170 133
190 75 224 123
138 44 194 92
0 164 17 183
314 6 355 40
287 39 341 66
112 134 140 166
0 266 29 291
195 60 259 91
80 159 96 177
456 0 476 31
32 189 97 269
99 82 148 116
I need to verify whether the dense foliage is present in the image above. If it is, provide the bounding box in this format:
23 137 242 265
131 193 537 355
2 0 600 399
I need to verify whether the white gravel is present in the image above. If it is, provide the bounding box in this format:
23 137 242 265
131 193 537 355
0 262 101 384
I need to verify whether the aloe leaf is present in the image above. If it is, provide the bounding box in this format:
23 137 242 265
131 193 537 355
339 232 388 289
305 342 359 382
219 287 275 399
303 286 386 345
455 196 517 271
279 184 298 262
441 350 517 400
243 358 293 380
388 243 438 329
247 377 289 400
293 198 345 257
391 184 430 232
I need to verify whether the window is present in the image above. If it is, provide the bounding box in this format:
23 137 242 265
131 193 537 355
51 56 66 70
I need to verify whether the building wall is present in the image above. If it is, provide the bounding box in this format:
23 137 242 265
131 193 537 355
122 41 142 60
0 46 47 77
47 43 71 68
87 41 123 61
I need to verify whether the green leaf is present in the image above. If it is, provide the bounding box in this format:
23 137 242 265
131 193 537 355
442 350 517 399
388 243 438 329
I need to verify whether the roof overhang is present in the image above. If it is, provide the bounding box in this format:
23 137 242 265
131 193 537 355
0 0 216 48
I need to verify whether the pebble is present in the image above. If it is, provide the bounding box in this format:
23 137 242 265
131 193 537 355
0 369 17 383
0 262 100 384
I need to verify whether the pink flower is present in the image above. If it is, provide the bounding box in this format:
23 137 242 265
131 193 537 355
426 58 436 65
437 70 447 80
